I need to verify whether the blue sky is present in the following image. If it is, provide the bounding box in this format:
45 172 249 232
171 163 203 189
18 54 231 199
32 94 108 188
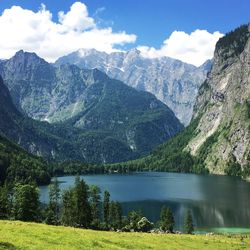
0 0 249 65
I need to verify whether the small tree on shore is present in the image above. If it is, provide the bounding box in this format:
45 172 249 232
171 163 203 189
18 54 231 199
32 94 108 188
160 206 175 232
184 210 194 234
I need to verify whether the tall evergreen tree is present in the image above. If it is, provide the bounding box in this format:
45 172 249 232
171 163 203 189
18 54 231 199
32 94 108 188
160 206 175 232
89 185 101 229
45 178 61 225
109 201 122 230
12 183 40 221
61 188 75 226
73 176 92 228
184 210 194 234
103 190 110 228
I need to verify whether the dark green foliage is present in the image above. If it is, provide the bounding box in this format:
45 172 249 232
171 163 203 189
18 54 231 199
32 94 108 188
159 206 175 232
89 185 101 229
0 135 50 185
109 201 122 230
184 210 194 234
45 178 61 225
61 188 75 227
73 176 92 228
216 24 250 61
12 183 40 222
61 177 92 228
51 161 104 176
225 154 242 177
0 184 10 219
103 190 110 228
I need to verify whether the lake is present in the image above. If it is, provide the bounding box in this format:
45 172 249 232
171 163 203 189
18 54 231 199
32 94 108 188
39 172 250 233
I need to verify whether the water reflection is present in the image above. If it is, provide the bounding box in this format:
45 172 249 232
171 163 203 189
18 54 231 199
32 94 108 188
39 172 250 231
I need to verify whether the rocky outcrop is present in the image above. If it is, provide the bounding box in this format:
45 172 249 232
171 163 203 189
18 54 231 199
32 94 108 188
56 49 211 125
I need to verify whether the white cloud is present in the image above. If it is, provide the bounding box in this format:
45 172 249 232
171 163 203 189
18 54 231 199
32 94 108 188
58 2 95 31
138 29 224 66
0 2 136 62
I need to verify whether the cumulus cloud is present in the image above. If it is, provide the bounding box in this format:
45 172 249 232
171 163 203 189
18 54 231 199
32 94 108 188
0 2 136 62
138 29 224 66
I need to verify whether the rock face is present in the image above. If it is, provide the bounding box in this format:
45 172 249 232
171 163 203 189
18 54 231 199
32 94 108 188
122 24 250 177
0 52 183 163
56 49 211 125
187 24 250 174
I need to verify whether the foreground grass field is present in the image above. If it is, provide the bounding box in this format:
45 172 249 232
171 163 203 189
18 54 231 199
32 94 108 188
0 221 250 250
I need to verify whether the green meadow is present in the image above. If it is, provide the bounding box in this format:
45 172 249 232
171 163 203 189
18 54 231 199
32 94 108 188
0 221 250 250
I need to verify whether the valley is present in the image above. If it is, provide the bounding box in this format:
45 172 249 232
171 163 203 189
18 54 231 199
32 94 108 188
0 1 249 247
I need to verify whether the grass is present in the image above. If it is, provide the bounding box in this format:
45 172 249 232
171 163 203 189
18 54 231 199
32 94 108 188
0 220 250 250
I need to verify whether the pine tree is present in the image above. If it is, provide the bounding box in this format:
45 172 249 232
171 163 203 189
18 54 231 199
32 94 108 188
160 206 175 232
12 183 40 221
45 178 61 225
103 190 110 228
109 201 122 230
184 210 194 234
73 176 92 228
89 185 101 229
61 188 75 226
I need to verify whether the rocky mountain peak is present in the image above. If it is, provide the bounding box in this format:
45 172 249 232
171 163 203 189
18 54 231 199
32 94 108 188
11 50 47 65
56 48 209 125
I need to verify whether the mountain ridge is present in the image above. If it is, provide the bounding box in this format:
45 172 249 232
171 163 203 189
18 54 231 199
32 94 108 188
56 48 211 125
0 53 183 163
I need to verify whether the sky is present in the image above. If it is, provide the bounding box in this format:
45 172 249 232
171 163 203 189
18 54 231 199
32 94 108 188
0 0 249 66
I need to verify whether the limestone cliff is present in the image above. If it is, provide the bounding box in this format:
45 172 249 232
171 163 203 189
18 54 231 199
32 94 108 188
187 24 250 175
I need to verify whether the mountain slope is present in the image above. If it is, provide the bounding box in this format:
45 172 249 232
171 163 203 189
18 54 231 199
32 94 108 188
0 133 50 185
56 48 211 125
115 24 250 177
0 53 183 163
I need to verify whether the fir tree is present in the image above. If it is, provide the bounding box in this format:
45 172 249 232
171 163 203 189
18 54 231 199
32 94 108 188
103 190 110 228
45 178 61 225
12 183 39 221
89 185 101 229
184 210 194 234
160 206 175 232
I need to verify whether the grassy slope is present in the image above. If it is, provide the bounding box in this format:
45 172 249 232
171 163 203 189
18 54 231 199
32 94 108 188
0 221 250 250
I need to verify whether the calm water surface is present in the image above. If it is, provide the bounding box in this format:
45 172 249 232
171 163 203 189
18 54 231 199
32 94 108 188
39 172 250 232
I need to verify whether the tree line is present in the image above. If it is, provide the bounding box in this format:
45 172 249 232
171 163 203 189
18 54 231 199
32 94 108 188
0 176 194 234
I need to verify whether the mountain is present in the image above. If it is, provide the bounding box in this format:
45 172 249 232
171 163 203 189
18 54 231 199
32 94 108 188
0 53 183 163
113 24 250 178
56 48 211 125
0 74 82 162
